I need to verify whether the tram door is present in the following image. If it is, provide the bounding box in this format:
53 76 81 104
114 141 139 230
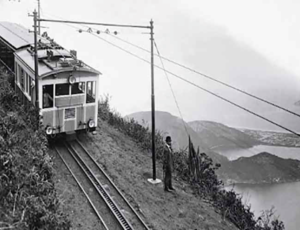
64 107 76 132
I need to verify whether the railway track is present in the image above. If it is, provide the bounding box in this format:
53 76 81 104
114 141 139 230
54 139 150 230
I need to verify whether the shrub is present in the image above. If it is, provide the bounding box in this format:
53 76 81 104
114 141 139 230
0 68 70 229
98 95 284 230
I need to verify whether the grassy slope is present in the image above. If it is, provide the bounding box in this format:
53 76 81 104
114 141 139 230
75 118 238 230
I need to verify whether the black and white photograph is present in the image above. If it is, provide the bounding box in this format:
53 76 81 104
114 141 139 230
1 0 299 229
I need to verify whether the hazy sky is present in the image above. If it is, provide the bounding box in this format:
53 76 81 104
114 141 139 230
1 0 300 131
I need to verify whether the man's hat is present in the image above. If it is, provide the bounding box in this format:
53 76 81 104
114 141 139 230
166 136 172 142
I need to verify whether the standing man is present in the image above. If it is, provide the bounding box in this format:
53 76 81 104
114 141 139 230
163 136 175 192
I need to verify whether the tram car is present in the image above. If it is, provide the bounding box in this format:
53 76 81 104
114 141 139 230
0 22 100 136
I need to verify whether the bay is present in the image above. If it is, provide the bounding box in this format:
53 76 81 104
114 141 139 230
229 182 300 230
220 145 300 230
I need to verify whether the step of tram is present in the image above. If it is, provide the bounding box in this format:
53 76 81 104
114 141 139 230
65 131 76 141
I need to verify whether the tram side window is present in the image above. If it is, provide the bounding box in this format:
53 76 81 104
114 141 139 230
25 73 29 93
17 64 20 84
20 68 24 90
14 63 17 83
86 81 95 103
71 82 85 94
43 85 53 108
28 78 32 97
55 83 70 96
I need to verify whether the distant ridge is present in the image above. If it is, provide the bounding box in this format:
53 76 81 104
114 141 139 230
126 111 228 163
188 120 260 151
223 152 300 184
127 110 300 184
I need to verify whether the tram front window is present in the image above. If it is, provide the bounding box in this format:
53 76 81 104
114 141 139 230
56 83 70 96
72 82 85 94
43 85 53 108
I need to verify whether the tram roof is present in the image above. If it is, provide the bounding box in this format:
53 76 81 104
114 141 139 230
15 47 101 78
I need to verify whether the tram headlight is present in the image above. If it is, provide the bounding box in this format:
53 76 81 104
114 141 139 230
46 126 53 135
88 119 95 128
68 75 76 85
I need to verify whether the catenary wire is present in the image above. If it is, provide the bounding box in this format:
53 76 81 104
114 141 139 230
37 11 300 136
39 10 300 120
40 19 260 154
153 41 270 155
105 33 300 119
88 33 300 137
154 40 189 136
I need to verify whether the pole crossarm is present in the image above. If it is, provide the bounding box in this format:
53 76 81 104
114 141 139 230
37 18 151 29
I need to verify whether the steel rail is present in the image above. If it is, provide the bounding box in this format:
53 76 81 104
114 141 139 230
65 143 133 230
75 139 151 230
54 146 109 230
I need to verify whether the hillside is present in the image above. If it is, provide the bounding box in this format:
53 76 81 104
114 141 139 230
127 111 300 185
126 111 204 150
0 68 70 229
126 111 228 163
224 152 300 184
51 118 238 230
189 120 260 151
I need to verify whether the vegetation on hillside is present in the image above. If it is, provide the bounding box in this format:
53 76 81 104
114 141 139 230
98 96 285 230
0 68 70 229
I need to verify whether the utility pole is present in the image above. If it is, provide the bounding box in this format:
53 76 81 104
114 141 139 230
33 10 39 110
150 20 157 181
35 17 161 183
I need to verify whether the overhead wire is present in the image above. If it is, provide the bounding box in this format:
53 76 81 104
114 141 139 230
154 40 189 136
37 11 300 137
154 41 271 155
88 32 300 137
106 33 300 119
41 18 261 154
39 10 300 120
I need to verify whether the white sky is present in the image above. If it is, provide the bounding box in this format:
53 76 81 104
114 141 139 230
1 0 300 131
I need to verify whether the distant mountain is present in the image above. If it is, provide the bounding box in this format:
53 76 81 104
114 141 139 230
127 111 300 184
188 120 260 151
239 128 300 147
126 111 228 163
222 152 300 184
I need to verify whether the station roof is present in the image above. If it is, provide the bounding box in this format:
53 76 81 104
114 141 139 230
0 22 101 77
0 22 33 50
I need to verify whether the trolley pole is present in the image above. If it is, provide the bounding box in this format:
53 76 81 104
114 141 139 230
33 10 39 110
150 20 156 181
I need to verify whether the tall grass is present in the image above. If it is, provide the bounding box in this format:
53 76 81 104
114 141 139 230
0 67 70 229
98 95 284 230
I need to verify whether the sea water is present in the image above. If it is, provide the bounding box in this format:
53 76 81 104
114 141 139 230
221 145 300 230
